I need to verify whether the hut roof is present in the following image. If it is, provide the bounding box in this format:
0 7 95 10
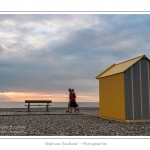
96 55 145 79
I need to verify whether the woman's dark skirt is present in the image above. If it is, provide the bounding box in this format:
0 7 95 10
70 99 78 107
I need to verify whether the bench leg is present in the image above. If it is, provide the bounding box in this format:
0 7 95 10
28 103 30 112
46 103 49 112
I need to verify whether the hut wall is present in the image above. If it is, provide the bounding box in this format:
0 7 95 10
125 57 150 120
99 73 125 120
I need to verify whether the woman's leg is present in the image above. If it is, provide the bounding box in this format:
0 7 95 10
69 106 72 113
74 107 79 112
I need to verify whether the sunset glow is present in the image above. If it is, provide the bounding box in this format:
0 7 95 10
0 92 98 102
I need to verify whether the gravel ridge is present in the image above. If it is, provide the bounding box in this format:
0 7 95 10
0 107 150 136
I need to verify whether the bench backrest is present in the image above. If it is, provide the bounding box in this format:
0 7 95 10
25 100 52 103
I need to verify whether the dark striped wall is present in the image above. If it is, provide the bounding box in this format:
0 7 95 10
125 57 150 120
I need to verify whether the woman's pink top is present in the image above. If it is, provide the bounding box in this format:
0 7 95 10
71 92 76 100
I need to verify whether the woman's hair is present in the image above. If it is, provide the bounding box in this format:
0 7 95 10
71 89 74 92
68 88 71 91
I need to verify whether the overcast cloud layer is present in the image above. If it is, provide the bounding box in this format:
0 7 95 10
0 14 150 102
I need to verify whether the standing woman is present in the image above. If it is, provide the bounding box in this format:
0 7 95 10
69 89 79 113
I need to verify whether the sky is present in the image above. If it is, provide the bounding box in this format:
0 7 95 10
0 14 150 103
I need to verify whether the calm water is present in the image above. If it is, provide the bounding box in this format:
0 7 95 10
0 102 99 108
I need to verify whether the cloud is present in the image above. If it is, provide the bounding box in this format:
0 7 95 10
0 45 4 53
0 14 150 102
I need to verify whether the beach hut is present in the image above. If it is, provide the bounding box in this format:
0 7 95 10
96 55 150 123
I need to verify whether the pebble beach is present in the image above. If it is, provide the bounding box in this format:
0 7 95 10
0 107 150 136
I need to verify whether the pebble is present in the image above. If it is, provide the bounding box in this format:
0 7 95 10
0 107 150 136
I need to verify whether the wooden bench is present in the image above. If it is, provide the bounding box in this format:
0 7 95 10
25 100 52 112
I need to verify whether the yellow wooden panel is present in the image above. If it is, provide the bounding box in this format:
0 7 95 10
99 73 125 120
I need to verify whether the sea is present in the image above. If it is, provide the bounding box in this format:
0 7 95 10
0 102 99 108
